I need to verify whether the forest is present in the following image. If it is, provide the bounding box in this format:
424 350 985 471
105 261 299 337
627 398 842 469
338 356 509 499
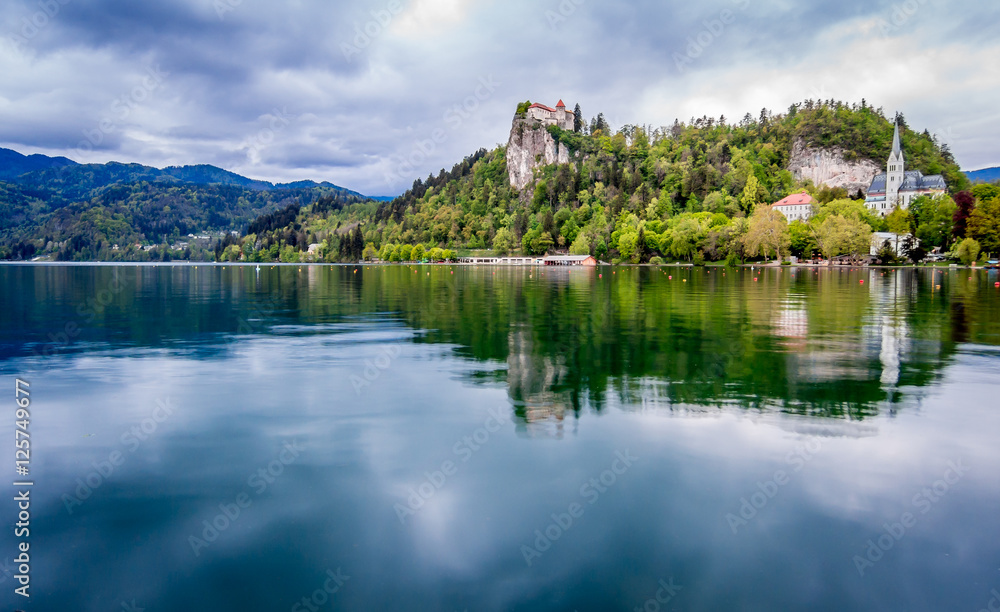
222 100 998 265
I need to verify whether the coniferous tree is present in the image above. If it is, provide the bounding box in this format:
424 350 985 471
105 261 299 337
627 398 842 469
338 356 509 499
573 104 584 133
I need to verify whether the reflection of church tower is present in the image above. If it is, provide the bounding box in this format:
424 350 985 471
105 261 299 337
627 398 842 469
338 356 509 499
869 270 909 389
886 121 905 208
506 327 573 438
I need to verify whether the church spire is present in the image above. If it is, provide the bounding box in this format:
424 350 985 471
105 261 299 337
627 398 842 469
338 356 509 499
891 120 902 158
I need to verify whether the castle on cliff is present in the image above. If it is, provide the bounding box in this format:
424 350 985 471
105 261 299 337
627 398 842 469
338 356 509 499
525 100 574 130
865 121 946 215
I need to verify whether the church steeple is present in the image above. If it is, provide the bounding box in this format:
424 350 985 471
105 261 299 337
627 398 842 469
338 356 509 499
889 121 903 163
886 120 905 206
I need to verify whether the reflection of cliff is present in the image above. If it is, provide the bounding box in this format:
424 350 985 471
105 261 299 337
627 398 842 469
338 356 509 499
506 327 575 438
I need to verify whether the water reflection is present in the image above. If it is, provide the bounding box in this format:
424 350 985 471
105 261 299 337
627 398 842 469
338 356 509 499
2 264 998 426
2 264 1000 611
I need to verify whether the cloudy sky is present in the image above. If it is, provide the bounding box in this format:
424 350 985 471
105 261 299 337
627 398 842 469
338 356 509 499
1 0 998 196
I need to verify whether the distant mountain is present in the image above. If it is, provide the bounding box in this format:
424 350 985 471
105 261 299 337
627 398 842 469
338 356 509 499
0 148 76 179
966 167 1000 183
0 146 381 262
0 147 372 197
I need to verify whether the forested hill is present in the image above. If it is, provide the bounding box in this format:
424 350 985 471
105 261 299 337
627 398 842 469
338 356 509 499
0 148 378 261
222 100 977 265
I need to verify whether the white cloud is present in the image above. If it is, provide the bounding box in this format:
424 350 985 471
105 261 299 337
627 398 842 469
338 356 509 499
0 0 997 196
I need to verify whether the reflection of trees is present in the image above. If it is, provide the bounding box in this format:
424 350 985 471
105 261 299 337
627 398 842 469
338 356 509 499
7 265 991 426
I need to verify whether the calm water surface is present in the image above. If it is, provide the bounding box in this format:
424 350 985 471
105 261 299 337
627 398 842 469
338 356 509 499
1 263 999 611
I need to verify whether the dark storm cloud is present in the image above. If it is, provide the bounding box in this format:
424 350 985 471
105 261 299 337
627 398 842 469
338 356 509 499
1 0 998 196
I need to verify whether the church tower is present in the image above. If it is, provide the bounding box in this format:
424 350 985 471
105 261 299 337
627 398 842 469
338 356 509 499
885 121 905 207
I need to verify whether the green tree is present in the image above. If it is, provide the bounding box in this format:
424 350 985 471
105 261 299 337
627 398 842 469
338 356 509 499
569 232 592 255
743 205 790 261
740 174 760 213
815 215 871 261
669 218 702 261
788 220 816 258
398 244 413 261
530 232 555 255
902 235 925 264
885 206 914 235
411 244 426 261
910 195 957 250
493 227 514 255
955 237 981 265
362 243 377 261
617 230 640 262
968 197 1000 255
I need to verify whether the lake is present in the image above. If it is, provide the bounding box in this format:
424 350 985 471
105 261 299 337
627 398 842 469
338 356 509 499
1 263 999 611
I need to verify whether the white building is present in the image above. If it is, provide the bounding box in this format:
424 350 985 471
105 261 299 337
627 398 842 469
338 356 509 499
865 121 947 215
525 100 574 130
772 192 815 222
870 232 911 257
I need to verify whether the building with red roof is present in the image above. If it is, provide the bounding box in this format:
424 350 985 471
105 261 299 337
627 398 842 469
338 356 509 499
525 100 574 130
772 192 815 222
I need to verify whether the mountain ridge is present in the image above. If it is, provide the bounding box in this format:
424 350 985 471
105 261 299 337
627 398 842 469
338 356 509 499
966 167 1000 183
0 147 381 198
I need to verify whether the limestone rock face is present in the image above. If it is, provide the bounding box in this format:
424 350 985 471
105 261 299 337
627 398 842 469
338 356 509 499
506 117 570 191
788 139 880 196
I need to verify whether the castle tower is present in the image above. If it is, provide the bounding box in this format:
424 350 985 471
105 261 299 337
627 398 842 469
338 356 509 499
555 100 570 130
885 121 905 207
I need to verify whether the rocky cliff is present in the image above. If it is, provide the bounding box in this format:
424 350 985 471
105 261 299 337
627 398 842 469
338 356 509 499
787 139 880 196
506 117 570 191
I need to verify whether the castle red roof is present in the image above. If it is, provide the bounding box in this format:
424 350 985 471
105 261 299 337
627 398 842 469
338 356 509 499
772 192 814 207
528 101 570 113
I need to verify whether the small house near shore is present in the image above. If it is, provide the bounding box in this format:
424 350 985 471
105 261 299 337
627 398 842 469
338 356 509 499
542 255 597 267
